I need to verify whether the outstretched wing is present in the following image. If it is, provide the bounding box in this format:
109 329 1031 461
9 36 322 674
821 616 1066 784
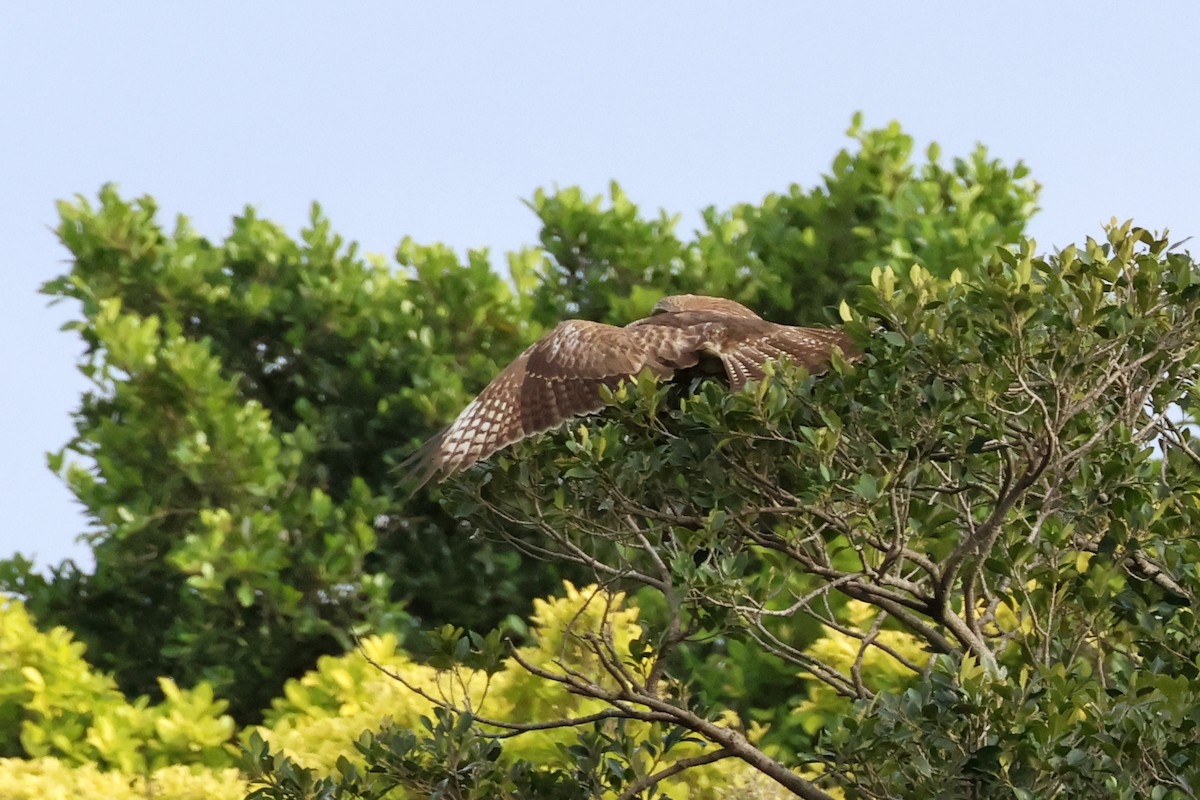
710 323 857 391
405 319 674 487
403 294 859 487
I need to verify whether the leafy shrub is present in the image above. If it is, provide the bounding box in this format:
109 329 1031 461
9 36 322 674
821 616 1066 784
250 583 792 799
0 758 246 800
0 598 236 772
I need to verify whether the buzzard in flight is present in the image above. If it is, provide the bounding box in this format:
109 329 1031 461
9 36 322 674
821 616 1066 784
407 294 856 487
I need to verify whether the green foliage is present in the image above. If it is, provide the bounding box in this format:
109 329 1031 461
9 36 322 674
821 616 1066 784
14 190 575 721
0 598 236 774
449 224 1200 797
3 116 1037 734
245 584 782 799
825 654 1200 798
244 714 590 800
529 114 1038 325
6 116 1060 795
0 758 247 800
720 115 1039 320
793 600 930 736
527 182 687 327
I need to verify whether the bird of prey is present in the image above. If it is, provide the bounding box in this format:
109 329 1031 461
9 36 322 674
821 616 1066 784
406 294 857 487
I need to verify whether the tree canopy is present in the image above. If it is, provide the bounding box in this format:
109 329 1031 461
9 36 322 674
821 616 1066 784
8 117 1197 798
435 224 1200 797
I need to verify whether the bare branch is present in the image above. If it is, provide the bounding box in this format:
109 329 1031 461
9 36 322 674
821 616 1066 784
615 748 734 800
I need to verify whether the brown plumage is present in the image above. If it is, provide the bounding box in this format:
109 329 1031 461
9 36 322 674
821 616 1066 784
405 294 857 486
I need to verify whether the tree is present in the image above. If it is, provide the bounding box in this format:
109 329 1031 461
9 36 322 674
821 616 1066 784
5 117 1042 738
527 114 1038 326
15 195 569 722
412 225 1199 798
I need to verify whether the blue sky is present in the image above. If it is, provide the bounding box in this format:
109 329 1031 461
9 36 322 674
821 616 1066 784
3 3 1198 569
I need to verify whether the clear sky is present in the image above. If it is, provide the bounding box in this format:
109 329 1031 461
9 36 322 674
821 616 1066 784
3 3 1198 570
